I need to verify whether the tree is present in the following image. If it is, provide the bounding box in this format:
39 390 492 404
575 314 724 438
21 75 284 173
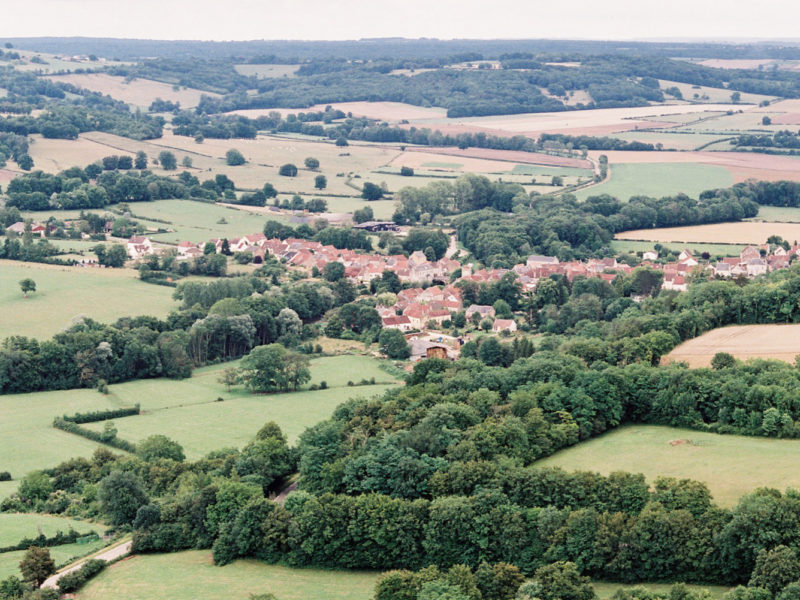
279 164 298 177
762 116 772 126
226 149 246 166
19 278 35 297
314 174 327 190
353 206 374 224
136 434 185 462
134 151 148 169
158 151 177 170
263 183 278 198
182 156 193 168
98 470 149 525
323 261 345 282
336 137 348 147
239 344 288 392
304 157 320 170
711 352 736 370
400 166 415 176
219 367 239 391
17 154 33 171
19 547 55 588
731 91 741 103
533 561 595 600
362 182 384 200
379 328 411 359
749 546 800 595
18 470 52 503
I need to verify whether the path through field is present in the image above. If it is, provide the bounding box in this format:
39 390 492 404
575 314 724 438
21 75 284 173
42 539 132 589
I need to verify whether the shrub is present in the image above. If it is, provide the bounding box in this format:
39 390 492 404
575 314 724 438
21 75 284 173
57 559 106 594
0 471 10 482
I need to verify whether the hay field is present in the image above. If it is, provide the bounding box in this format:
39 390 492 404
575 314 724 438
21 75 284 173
615 221 800 245
536 424 800 507
0 260 177 340
45 74 217 108
76 550 379 600
575 162 733 201
229 101 448 121
663 324 800 367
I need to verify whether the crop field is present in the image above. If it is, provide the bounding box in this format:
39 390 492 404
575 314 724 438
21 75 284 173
610 240 745 257
0 514 105 547
615 221 800 245
233 64 299 78
120 199 286 244
575 163 733 201
0 260 177 340
536 424 800 507
45 73 217 108
76 550 379 600
0 356 399 494
663 324 800 367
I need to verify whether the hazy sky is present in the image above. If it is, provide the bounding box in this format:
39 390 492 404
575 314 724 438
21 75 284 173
4 0 800 42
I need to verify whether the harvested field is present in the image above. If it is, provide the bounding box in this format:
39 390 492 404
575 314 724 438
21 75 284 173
615 221 800 245
25 134 131 173
389 148 591 173
418 104 741 137
45 73 217 108
229 101 448 122
663 324 800 367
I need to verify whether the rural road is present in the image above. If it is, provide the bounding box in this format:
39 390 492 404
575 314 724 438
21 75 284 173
445 235 459 259
41 539 132 589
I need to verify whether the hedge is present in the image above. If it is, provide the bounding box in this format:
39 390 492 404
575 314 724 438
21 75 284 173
53 418 137 452
61 404 140 424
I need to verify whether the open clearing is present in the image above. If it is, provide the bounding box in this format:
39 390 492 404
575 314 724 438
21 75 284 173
536 424 800 507
575 163 733 201
0 355 399 495
76 550 379 600
45 73 217 108
615 221 800 245
663 324 800 367
0 260 177 340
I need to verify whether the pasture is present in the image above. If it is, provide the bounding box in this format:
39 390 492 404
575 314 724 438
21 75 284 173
0 261 177 340
0 538 109 580
536 424 800 507
615 221 800 245
76 550 379 600
748 205 800 222
0 514 105 547
0 356 399 494
663 324 800 368
575 162 733 201
610 240 745 257
45 73 216 108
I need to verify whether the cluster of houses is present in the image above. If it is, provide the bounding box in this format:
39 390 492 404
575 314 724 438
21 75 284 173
711 244 794 278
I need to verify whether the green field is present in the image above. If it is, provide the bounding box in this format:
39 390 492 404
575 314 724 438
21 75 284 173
233 64 299 78
121 200 285 244
0 539 108 580
511 164 595 177
593 581 730 600
322 196 398 219
76 550 378 600
0 514 104 547
0 260 177 340
0 356 399 496
611 239 746 257
749 205 800 223
575 163 733 201
536 425 800 507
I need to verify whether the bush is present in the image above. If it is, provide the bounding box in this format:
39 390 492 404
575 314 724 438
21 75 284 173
57 559 106 594
0 471 10 482
279 163 298 177
226 149 246 166
53 418 137 452
62 405 140 424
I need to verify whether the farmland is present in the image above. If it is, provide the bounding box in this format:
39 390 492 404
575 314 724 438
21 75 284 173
0 514 105 547
0 355 399 496
45 73 217 108
615 221 800 245
76 550 379 600
575 162 733 201
610 240 745 257
536 424 800 507
663 324 800 368
0 261 177 340
0 539 108 580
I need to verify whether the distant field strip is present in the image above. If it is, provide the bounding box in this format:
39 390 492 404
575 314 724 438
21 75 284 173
663 324 800 367
616 221 800 245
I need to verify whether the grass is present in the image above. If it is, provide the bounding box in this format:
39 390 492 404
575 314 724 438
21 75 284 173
749 205 800 223
0 514 105 547
422 161 463 169
0 539 109 580
511 164 594 177
0 356 400 495
0 260 177 340
575 163 733 201
76 550 379 600
593 581 730 600
610 240 746 257
535 424 800 507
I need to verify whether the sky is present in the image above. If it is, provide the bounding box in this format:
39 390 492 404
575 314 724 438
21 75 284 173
3 0 800 42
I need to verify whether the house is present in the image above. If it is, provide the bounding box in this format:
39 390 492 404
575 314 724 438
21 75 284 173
382 315 413 332
465 305 495 320
126 236 154 259
746 258 768 277
642 250 659 261
352 221 399 232
527 255 559 268
177 241 198 257
740 246 761 261
492 319 517 333
6 221 46 238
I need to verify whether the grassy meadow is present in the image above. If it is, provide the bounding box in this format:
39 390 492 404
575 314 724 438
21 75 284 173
0 514 105 547
0 261 177 340
0 539 109 580
0 356 399 496
610 240 746 257
76 550 379 600
536 425 800 507
575 163 733 201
